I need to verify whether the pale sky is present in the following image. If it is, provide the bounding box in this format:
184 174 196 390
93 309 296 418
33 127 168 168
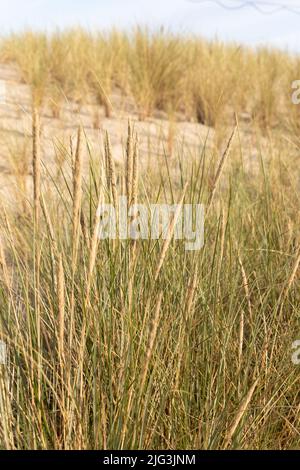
0 0 299 52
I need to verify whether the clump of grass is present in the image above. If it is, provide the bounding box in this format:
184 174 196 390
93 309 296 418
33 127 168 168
0 109 299 450
87 33 115 119
188 41 243 127
47 32 72 118
127 28 184 119
0 28 300 450
8 31 50 107
49 29 90 111
250 48 283 129
0 28 298 131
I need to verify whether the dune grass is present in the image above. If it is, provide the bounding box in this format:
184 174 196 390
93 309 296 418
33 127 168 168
0 28 298 130
0 28 299 450
0 109 299 449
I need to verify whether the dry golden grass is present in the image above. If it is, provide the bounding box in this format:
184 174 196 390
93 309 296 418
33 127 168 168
0 29 299 451
0 28 298 131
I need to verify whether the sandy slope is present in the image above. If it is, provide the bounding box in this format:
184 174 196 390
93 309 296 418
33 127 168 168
0 63 216 207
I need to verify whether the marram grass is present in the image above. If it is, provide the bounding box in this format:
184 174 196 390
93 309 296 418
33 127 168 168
0 115 299 450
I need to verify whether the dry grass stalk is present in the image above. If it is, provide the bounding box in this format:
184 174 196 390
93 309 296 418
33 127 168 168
224 377 259 448
0 365 14 449
40 195 57 288
238 310 244 370
57 254 65 361
69 135 74 166
120 175 126 199
0 236 11 290
32 106 42 415
69 127 83 353
207 126 236 213
217 208 227 299
139 292 163 393
85 176 104 304
80 211 90 250
120 291 163 448
238 253 253 320
154 184 187 281
32 107 41 227
104 131 117 207
40 195 55 244
174 268 198 391
185 267 198 317
100 396 107 450
72 127 83 267
131 135 139 206
128 135 139 257
126 121 133 204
